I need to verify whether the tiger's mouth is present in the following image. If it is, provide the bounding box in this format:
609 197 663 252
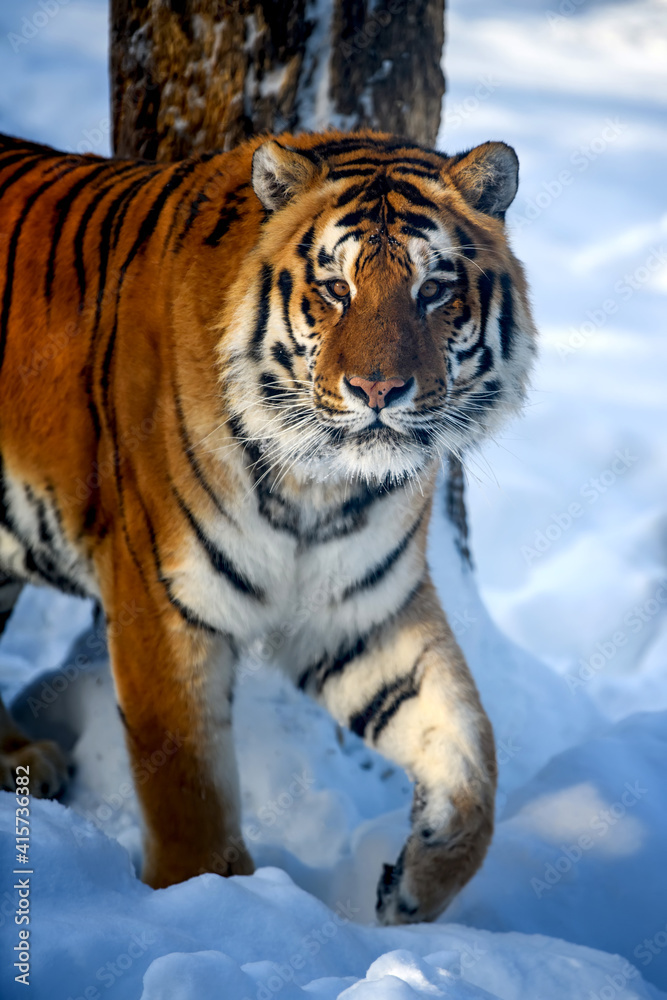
319 406 438 446
298 408 444 484
346 421 434 448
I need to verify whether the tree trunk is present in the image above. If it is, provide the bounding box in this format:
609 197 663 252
110 0 469 564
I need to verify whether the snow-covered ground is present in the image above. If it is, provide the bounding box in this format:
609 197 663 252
1 1 667 997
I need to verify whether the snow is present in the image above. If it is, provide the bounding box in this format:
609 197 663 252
1 0 667 998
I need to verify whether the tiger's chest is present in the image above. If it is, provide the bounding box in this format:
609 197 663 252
167 473 428 657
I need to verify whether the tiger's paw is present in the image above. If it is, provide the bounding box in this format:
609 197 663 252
376 789 494 925
0 737 69 799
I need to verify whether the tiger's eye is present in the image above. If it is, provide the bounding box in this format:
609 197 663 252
420 279 441 299
328 279 350 299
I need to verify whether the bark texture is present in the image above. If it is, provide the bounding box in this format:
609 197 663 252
111 0 445 157
110 0 469 565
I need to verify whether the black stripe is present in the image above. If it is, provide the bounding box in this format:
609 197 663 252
34 496 55 548
333 228 364 250
371 675 419 740
204 196 241 247
0 163 73 377
392 164 440 178
301 295 316 328
0 150 36 169
0 465 85 597
95 162 201 532
271 341 295 374
349 672 410 737
313 138 441 163
138 495 222 635
173 485 265 601
335 208 366 229
82 169 158 459
22 545 87 597
477 271 495 340
397 210 438 232
498 273 514 359
173 382 232 521
476 346 494 377
92 172 154 338
259 371 292 404
174 186 211 249
118 160 201 279
0 456 11 528
334 183 368 208
0 153 52 203
0 133 76 159
349 666 420 741
317 245 335 267
111 168 160 250
298 577 425 693
390 179 438 210
297 225 317 284
249 263 273 362
277 268 305 356
328 167 378 181
455 225 476 259
430 251 456 272
341 510 424 602
44 161 113 305
73 176 132 307
298 635 367 693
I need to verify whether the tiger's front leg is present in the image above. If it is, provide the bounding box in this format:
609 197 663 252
301 577 496 925
104 561 253 889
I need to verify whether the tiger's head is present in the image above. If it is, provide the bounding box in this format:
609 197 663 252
220 132 537 486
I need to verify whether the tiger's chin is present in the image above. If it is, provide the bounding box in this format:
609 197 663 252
290 425 445 488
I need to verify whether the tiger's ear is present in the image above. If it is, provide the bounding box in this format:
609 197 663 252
445 141 519 221
252 140 320 212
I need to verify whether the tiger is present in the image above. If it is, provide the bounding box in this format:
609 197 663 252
0 128 536 924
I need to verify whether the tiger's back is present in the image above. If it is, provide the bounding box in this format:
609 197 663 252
0 128 536 924
0 132 260 595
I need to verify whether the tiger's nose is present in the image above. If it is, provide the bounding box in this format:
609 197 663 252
346 376 410 410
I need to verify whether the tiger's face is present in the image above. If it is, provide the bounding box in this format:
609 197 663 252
220 134 537 486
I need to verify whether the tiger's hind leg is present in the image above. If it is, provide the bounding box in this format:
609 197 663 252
0 574 69 797
299 576 496 925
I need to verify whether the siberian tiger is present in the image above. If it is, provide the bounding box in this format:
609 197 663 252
0 129 536 924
